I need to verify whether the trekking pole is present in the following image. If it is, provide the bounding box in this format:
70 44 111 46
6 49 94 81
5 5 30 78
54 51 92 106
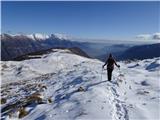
101 67 103 81
118 67 121 78
118 67 120 73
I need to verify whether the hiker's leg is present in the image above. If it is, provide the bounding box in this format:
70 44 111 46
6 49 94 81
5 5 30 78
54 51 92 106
107 69 111 81
107 69 110 80
110 69 113 80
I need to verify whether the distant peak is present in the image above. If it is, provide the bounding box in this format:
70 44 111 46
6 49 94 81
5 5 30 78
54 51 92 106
53 33 73 40
27 33 50 40
1 33 73 41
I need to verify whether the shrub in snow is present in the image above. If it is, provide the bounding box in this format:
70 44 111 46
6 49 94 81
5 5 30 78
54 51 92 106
1 98 7 104
37 84 47 91
42 85 47 90
48 97 52 103
18 107 28 118
141 81 149 86
77 86 85 92
2 64 8 69
27 92 43 104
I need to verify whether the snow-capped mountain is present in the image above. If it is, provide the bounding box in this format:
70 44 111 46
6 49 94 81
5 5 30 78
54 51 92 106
1 33 160 61
1 33 87 61
26 33 72 40
2 33 71 40
1 49 160 120
26 33 50 40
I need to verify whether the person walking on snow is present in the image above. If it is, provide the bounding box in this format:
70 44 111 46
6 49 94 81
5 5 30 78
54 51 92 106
102 53 120 81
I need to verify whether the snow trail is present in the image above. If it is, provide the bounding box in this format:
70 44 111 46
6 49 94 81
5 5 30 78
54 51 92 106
1 50 159 120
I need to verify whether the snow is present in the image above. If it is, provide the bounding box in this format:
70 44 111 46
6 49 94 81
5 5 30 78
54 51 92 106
1 33 71 41
25 33 71 40
54 33 72 40
27 33 50 40
1 49 160 120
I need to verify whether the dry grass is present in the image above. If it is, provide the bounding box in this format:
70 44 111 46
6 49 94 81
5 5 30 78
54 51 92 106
48 97 52 103
37 84 47 91
27 93 43 104
1 98 7 104
77 86 85 92
38 84 42 88
2 64 8 69
42 85 47 90
1 92 44 118
18 107 28 119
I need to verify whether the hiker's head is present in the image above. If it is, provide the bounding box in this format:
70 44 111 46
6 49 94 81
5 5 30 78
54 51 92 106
109 53 112 58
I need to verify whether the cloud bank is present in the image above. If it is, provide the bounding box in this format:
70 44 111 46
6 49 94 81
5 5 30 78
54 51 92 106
153 33 160 40
136 33 160 40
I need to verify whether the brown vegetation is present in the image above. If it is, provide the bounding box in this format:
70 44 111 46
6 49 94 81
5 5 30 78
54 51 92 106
77 86 85 92
18 107 28 119
48 97 52 103
1 98 7 104
27 92 43 104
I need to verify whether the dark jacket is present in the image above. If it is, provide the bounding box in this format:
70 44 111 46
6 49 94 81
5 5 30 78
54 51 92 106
103 57 118 70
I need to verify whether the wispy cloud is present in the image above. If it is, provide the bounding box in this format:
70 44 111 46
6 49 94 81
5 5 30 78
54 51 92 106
136 33 160 40
136 34 151 40
153 33 160 40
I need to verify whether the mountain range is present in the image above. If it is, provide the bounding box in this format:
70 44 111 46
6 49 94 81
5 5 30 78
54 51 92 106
1 33 88 60
1 33 160 61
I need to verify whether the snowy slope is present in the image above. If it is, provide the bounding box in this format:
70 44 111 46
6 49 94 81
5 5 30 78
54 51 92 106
1 49 160 120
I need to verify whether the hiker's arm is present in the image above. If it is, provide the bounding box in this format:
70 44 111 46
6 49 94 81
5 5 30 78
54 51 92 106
102 60 108 68
114 59 120 68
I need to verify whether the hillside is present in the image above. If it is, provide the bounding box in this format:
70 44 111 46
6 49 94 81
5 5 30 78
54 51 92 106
118 43 160 60
1 33 147 61
1 49 160 120
13 47 90 61
1 33 88 61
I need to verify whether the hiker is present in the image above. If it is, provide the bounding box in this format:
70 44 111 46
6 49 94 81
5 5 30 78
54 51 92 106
102 53 120 81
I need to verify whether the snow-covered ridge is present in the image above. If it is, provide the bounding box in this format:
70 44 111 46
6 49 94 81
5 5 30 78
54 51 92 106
1 49 160 120
2 33 72 40
27 33 72 40
27 33 50 40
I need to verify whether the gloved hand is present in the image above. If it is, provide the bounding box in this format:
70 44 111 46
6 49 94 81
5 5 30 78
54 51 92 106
117 65 120 68
102 65 105 68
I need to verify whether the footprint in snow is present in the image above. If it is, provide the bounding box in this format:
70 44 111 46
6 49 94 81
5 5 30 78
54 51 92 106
142 103 147 105
101 106 104 110
141 81 150 86
124 97 128 101
128 104 133 108
137 91 149 95
87 100 91 102
150 97 157 100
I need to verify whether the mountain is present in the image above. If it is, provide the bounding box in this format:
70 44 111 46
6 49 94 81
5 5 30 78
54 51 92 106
2 33 159 62
0 33 133 61
1 49 159 120
96 44 132 61
1 33 88 61
118 43 160 60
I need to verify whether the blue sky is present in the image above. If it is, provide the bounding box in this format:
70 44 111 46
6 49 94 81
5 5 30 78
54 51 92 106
1 1 160 40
